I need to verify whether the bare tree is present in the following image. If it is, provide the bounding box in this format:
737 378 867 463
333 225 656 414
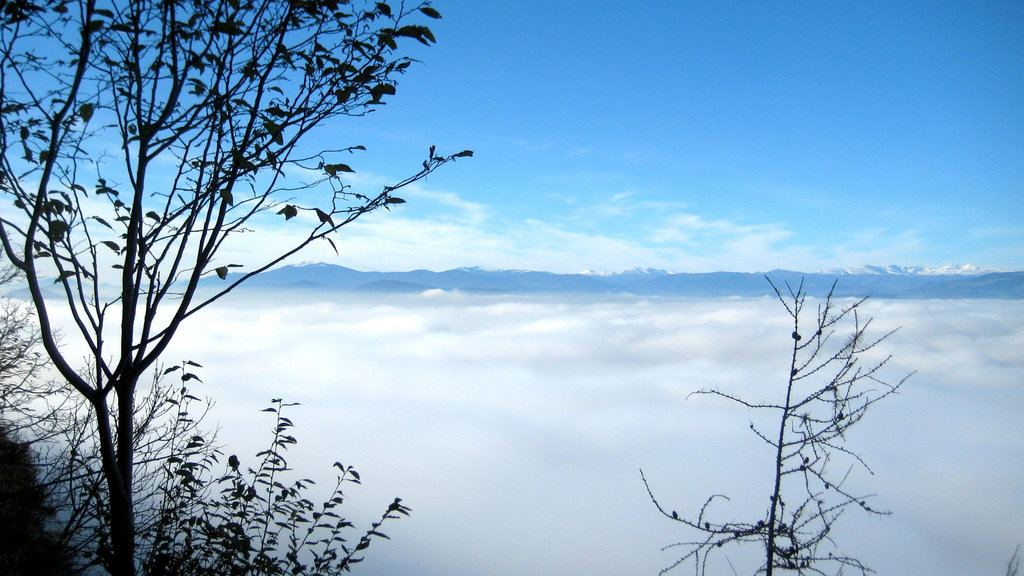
0 267 74 575
0 266 47 425
0 2 469 574
643 278 910 575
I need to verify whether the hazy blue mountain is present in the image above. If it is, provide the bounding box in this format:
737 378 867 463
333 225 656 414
226 263 1024 299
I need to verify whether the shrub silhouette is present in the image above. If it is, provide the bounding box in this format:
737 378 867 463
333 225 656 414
0 424 72 576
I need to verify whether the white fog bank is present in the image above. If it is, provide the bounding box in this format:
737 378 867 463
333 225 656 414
152 292 1024 576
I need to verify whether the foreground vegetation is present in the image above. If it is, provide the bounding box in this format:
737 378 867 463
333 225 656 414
0 0 467 573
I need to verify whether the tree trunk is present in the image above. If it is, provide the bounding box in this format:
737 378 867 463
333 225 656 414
94 383 137 576
766 338 800 576
107 477 135 576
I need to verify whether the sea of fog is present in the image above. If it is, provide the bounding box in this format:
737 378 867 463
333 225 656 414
55 290 1024 575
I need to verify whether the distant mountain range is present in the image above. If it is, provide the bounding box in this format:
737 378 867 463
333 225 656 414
229 263 1024 299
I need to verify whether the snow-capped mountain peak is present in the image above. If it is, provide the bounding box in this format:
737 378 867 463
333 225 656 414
823 264 998 276
581 267 669 277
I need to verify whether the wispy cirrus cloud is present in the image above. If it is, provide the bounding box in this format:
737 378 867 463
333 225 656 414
288 184 814 273
212 173 1000 274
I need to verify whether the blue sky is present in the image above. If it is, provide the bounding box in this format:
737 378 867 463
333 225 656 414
293 0 1023 273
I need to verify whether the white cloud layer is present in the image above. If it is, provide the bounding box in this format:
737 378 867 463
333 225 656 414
194 178 1002 275
134 291 1024 576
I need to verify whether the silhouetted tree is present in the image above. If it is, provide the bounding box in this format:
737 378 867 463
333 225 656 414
643 278 909 575
0 266 47 429
0 1 468 574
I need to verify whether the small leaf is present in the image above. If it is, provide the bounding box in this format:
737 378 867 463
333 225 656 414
186 78 207 96
54 270 76 283
396 25 435 45
419 6 441 18
278 205 297 220
385 197 405 204
215 266 228 279
378 32 397 50
265 105 288 117
78 103 94 122
48 220 69 241
211 19 243 35
220 189 233 205
44 200 64 216
323 163 354 177
454 149 474 158
315 209 334 226
369 83 396 102
101 240 120 253
263 120 284 145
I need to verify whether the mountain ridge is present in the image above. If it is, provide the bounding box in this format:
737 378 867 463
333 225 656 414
232 263 1024 299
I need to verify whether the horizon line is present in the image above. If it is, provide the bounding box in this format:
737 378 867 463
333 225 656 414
284 261 1018 276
